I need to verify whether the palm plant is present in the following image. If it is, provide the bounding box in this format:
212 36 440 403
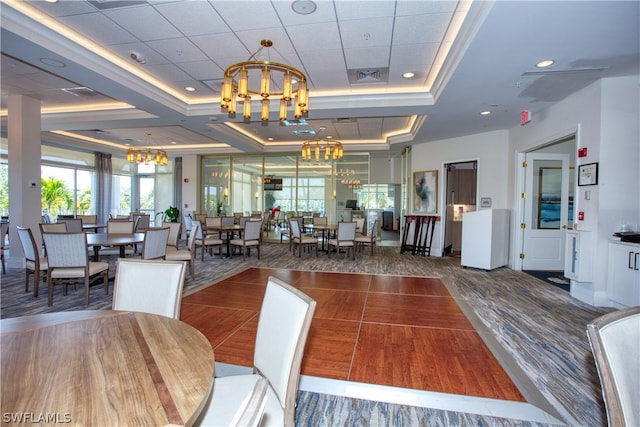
41 177 72 217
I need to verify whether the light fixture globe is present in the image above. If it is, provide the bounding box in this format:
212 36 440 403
220 40 309 125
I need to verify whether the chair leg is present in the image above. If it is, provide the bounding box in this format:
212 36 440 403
103 270 109 295
25 269 31 294
47 275 54 307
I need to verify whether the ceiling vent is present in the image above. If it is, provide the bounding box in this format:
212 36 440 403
348 68 389 85
522 66 608 76
333 118 357 124
88 1 147 11
61 87 98 97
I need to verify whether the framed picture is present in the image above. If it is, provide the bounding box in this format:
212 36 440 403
578 162 598 186
413 170 438 214
480 197 492 208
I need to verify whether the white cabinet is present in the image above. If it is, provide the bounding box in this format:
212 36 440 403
607 241 640 307
564 230 593 281
461 209 510 270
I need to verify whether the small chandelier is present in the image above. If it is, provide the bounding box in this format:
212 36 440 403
301 127 343 161
126 133 168 166
220 40 309 125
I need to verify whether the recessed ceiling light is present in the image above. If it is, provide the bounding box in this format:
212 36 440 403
402 72 415 79
185 86 196 92
480 111 491 115
536 59 554 68
267 137 274 141
171 141 177 145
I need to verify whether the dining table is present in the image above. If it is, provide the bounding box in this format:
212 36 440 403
85 231 145 261
304 223 337 252
81 222 107 233
1 310 215 427
205 224 244 256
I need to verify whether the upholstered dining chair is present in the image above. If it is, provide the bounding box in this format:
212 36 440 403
355 218 380 255
194 276 316 427
39 222 67 233
140 227 170 260
57 218 83 233
193 219 223 260
1 221 9 274
165 222 200 279
16 226 48 297
112 258 187 319
162 221 182 250
328 221 357 260
586 306 640 427
354 217 366 236
101 219 136 259
42 232 109 306
281 217 302 249
230 219 262 260
290 218 317 257
133 214 150 231
183 215 193 240
227 377 269 427
77 214 97 224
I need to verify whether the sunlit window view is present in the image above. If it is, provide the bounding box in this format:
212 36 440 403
41 165 95 218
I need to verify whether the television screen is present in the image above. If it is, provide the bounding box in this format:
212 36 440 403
345 199 357 209
263 178 283 191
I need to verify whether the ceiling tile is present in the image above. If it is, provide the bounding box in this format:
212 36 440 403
145 38 209 63
153 2 230 36
339 17 394 49
344 46 391 70
334 1 396 20
103 5 183 41
393 14 453 44
211 2 281 32
58 12 137 46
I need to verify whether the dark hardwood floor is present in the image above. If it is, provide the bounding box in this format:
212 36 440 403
180 267 525 402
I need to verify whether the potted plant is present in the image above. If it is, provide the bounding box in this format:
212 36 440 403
164 206 180 223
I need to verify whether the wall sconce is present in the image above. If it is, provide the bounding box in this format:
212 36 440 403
332 190 337 199
255 191 259 199
223 187 228 198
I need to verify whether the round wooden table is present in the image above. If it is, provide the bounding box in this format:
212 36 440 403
1 310 215 426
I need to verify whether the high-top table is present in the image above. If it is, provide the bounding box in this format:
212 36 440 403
1 310 215 427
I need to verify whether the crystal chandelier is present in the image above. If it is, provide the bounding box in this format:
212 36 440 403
220 40 309 125
301 127 343 161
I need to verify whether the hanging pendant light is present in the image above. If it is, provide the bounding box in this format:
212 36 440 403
220 40 309 125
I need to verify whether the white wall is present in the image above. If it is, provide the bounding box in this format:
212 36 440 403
181 154 199 218
509 75 639 306
411 130 510 257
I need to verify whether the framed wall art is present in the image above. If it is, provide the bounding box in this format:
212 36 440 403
413 170 438 214
578 162 598 186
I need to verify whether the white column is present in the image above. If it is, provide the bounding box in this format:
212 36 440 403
8 94 42 267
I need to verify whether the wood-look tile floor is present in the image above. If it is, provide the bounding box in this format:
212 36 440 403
180 267 525 402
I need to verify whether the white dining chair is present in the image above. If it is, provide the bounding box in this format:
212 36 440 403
101 220 137 259
1 221 9 274
194 277 316 427
58 218 83 233
228 377 269 427
162 222 182 250
230 219 262 259
42 232 109 306
290 218 317 257
165 223 200 279
112 258 187 319
587 306 640 427
16 226 48 297
140 227 170 260
355 218 380 255
327 221 357 260
197 219 224 260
